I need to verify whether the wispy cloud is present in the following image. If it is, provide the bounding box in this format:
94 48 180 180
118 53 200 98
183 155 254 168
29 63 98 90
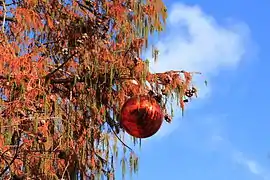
193 116 270 179
233 151 270 180
207 124 270 180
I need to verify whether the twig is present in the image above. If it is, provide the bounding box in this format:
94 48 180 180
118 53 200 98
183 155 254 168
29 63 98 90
76 1 95 15
47 64 73 76
44 53 75 81
2 155 12 177
106 117 133 152
61 162 69 180
110 126 133 152
0 143 23 177
1 0 6 32
94 152 108 164
0 16 15 22
0 148 12 161
0 1 15 6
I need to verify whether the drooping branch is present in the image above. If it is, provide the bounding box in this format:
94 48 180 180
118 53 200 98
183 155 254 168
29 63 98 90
106 114 133 152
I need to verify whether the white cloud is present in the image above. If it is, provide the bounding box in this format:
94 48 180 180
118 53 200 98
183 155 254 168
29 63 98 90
148 3 252 75
145 3 255 138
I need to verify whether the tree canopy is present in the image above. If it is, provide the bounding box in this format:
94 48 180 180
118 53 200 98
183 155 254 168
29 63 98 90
0 0 200 179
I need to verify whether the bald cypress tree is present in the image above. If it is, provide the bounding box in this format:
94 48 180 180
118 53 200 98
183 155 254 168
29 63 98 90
0 0 200 179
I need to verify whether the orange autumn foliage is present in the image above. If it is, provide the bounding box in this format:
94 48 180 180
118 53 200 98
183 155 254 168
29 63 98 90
0 0 200 179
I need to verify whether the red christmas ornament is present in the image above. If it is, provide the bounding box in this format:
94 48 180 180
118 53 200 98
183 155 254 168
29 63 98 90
120 95 163 138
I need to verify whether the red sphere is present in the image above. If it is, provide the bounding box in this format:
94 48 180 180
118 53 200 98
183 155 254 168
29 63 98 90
120 95 163 138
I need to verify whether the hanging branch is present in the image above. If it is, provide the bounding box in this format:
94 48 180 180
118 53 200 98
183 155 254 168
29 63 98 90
106 114 133 152
109 125 133 152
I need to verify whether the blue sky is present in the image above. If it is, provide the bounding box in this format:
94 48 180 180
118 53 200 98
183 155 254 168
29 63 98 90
117 0 270 179
2 0 270 179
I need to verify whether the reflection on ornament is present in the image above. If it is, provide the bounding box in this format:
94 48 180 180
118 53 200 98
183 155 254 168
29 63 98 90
120 95 163 138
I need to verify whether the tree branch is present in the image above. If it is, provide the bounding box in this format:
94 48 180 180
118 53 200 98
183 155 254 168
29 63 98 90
0 140 22 177
0 16 15 22
1 0 6 32
109 124 133 152
50 77 81 84
44 53 76 81
0 1 15 6
76 1 95 15
106 115 133 152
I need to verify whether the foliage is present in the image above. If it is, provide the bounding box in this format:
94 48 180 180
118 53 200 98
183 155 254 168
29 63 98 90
0 0 199 179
